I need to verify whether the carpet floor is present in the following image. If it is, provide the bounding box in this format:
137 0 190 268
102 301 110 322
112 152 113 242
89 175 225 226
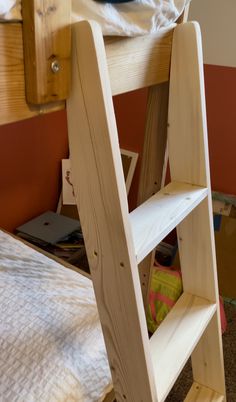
165 300 236 401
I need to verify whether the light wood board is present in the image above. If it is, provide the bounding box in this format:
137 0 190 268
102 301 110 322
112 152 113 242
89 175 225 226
168 22 226 398
150 292 216 402
185 382 224 402
67 20 157 401
104 27 173 95
130 181 207 264
22 0 71 104
0 23 64 125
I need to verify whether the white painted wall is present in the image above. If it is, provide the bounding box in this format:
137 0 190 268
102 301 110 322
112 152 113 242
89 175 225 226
189 0 236 67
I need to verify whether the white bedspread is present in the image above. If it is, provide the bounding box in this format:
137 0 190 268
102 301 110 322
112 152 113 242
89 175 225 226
0 231 112 401
0 0 190 36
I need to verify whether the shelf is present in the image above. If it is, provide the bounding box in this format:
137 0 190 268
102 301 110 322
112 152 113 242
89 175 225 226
130 181 208 264
184 382 224 401
149 292 216 402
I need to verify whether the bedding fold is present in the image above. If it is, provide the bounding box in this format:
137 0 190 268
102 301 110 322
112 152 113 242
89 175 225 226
0 0 190 36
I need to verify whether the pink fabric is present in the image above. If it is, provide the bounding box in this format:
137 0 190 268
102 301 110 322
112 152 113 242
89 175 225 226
149 290 175 321
151 260 227 334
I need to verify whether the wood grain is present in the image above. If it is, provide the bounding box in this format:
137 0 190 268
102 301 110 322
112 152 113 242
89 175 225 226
185 382 224 402
137 82 169 204
67 20 157 402
104 27 173 95
0 23 64 125
136 82 169 307
150 292 216 402
136 0 187 309
22 0 71 104
168 22 226 398
130 181 207 264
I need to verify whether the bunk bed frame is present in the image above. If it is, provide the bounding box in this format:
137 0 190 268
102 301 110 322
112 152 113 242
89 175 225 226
0 1 226 401
0 0 178 302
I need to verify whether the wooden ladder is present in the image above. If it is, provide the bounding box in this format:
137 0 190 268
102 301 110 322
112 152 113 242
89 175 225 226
67 20 226 402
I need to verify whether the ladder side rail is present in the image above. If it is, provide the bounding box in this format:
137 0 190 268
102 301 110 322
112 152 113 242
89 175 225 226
67 21 157 402
168 22 226 397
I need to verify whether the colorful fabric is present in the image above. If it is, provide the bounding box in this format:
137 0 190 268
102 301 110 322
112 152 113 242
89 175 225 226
147 262 183 333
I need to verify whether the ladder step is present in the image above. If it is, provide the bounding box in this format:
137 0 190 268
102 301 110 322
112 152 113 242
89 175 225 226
185 382 224 401
130 181 208 263
149 292 216 402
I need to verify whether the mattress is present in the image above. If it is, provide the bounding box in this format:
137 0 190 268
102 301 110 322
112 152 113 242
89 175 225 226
0 230 112 402
0 0 190 36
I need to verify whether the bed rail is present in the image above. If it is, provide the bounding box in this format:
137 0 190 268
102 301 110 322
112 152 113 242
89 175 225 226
0 4 188 126
0 11 175 125
104 28 173 96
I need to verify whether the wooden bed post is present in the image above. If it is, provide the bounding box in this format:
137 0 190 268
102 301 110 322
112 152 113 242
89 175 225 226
22 0 71 105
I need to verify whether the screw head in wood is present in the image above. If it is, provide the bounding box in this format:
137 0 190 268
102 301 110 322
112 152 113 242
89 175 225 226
51 60 60 74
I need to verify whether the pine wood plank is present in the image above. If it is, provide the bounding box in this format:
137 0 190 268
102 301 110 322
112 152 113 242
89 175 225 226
137 82 169 306
135 0 189 308
150 292 217 402
67 20 157 402
0 23 64 125
137 83 169 205
103 389 116 402
168 22 209 188
168 22 226 397
135 2 188 313
130 181 207 264
22 0 71 104
185 382 224 402
104 27 173 95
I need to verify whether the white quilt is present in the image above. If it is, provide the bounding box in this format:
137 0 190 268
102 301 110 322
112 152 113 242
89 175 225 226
0 0 190 36
0 231 112 401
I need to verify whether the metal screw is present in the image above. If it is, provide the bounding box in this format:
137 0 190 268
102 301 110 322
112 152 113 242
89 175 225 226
51 60 60 74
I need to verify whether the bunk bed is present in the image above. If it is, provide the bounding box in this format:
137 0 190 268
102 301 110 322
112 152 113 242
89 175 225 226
0 1 226 401
0 0 188 124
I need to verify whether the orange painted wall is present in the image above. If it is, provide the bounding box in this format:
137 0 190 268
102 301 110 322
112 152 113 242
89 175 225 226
204 64 236 195
0 90 148 232
0 110 68 232
1 66 235 232
113 89 148 210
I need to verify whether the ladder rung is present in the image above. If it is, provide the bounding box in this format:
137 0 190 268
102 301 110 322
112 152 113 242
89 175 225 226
185 382 224 401
130 181 208 264
150 292 216 402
